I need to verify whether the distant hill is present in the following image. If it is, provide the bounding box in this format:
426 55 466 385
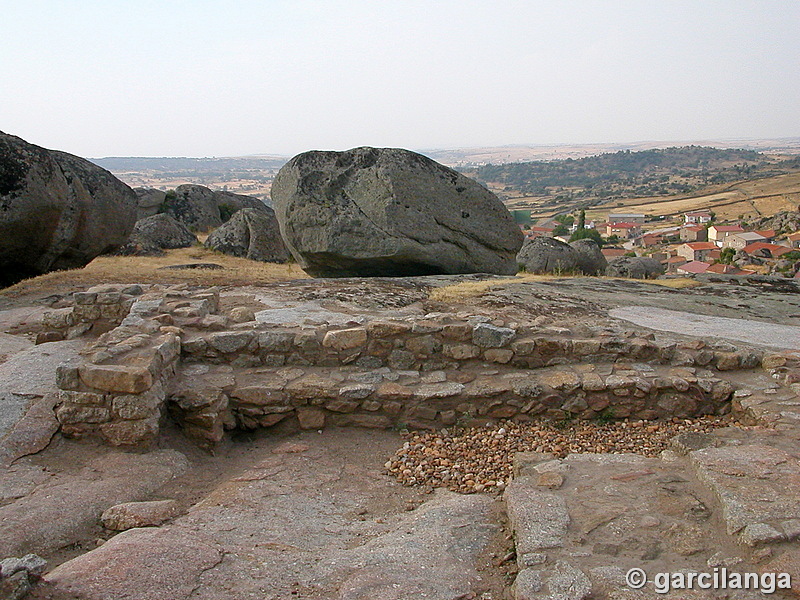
462 146 800 203
91 156 287 177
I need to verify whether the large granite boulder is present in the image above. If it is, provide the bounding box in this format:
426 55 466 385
0 131 136 287
117 214 197 256
271 147 523 277
204 207 289 263
162 185 270 232
133 188 167 220
570 239 607 275
517 237 578 274
606 256 665 279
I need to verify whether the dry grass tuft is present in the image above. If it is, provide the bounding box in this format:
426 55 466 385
428 272 566 302
1 246 308 297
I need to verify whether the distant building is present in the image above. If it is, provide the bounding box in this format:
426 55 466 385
601 248 627 259
723 232 766 250
605 222 642 239
677 261 711 274
787 232 800 248
741 242 794 259
526 226 555 239
684 211 713 224
680 225 708 243
755 230 776 242
666 256 688 272
708 224 745 246
608 213 646 224
677 242 718 262
634 233 663 248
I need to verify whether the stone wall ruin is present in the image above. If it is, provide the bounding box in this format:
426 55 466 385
40 284 800 449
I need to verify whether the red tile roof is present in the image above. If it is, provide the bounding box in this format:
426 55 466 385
742 242 794 256
677 261 711 273
683 242 717 250
712 225 744 232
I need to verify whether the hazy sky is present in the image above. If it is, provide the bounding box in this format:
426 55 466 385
2 1 799 158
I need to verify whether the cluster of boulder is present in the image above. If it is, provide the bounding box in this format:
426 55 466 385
517 236 664 279
1 131 668 286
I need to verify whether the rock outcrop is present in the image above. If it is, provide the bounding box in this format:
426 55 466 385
606 256 665 279
0 131 137 287
117 214 198 256
162 185 270 232
271 147 523 277
204 207 289 263
517 237 579 274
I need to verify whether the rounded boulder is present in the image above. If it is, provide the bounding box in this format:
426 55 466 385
517 237 578 274
569 239 608 275
606 256 665 279
0 131 136 287
270 147 523 277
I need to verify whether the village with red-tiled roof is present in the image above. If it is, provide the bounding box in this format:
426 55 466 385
518 208 800 279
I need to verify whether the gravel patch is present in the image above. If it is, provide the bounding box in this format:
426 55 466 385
386 417 736 494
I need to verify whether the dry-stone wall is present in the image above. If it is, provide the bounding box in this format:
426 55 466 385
39 284 799 449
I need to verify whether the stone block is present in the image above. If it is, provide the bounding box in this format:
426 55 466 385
387 349 416 370
206 331 253 354
541 371 581 392
57 390 107 406
101 500 178 531
324 398 360 413
296 407 326 429
79 364 153 394
348 414 392 429
715 351 740 371
442 343 480 360
366 320 412 336
473 323 516 348
100 415 160 446
484 348 514 363
56 404 111 425
112 384 165 420
257 330 296 352
55 365 82 391
322 327 367 351
339 383 375 400
510 339 537 356
441 322 472 341
405 335 441 357
230 386 286 406
376 382 415 401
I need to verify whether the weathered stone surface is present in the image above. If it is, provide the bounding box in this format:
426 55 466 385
271 147 523 277
205 207 289 263
101 499 179 531
0 131 136 286
517 237 578 274
44 526 223 600
689 445 800 537
505 479 570 554
0 450 189 557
